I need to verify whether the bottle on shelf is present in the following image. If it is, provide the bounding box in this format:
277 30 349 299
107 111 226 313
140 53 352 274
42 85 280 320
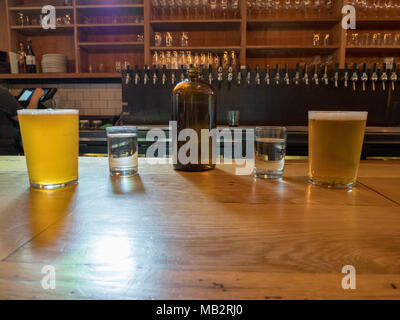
25 40 36 74
171 66 217 171
17 41 26 74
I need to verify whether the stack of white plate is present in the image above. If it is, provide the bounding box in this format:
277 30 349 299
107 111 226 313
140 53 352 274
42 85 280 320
41 54 67 73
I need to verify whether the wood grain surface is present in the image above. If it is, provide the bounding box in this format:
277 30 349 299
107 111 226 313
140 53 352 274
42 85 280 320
0 156 399 300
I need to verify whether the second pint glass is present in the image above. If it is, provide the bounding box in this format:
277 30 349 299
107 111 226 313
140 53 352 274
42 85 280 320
308 111 368 188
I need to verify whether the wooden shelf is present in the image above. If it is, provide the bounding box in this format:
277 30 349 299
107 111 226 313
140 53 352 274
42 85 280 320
76 4 144 9
0 73 121 80
150 46 241 52
150 19 241 31
346 46 400 54
247 18 340 30
8 6 73 11
10 25 74 35
355 18 400 29
78 42 144 51
0 0 397 79
77 23 144 28
247 45 339 56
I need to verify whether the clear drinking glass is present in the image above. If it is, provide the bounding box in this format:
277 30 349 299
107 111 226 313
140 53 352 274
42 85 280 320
227 110 240 127
107 126 138 177
308 111 368 188
254 127 288 179
18 109 79 190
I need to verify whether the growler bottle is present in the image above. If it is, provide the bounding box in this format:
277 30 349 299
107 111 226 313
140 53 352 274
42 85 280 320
171 66 216 171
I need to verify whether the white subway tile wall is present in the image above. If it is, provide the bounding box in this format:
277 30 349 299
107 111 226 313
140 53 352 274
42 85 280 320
7 83 123 116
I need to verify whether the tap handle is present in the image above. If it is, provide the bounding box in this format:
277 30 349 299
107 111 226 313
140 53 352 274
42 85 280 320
372 62 377 73
352 63 358 73
382 62 387 73
284 64 289 84
275 64 280 84
393 62 397 73
362 63 367 73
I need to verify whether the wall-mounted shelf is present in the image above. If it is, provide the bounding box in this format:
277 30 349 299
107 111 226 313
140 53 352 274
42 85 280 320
0 0 398 79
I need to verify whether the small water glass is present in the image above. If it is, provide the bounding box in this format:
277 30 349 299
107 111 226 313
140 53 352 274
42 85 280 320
254 127 287 179
227 110 240 127
107 126 138 177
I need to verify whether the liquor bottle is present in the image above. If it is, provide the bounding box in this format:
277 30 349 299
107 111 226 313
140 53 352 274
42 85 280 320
26 40 36 73
17 41 26 73
171 66 216 171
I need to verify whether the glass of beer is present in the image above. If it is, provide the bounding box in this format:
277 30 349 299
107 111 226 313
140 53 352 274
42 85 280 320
308 111 368 188
18 109 79 189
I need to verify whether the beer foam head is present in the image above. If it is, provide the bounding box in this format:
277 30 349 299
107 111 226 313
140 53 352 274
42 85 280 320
309 111 368 121
18 109 79 115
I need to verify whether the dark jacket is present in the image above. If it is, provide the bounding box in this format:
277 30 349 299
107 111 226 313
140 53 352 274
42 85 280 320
0 88 23 155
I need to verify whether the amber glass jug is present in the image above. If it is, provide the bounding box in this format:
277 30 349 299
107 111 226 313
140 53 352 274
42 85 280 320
171 67 217 171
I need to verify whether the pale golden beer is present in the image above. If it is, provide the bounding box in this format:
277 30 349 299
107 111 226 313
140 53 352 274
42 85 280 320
308 111 368 188
18 109 79 189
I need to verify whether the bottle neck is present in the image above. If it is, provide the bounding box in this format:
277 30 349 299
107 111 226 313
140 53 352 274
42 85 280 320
189 74 200 82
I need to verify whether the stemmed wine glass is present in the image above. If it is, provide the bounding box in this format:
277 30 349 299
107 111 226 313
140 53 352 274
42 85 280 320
221 0 228 17
168 0 175 18
304 0 311 17
159 0 167 16
231 0 240 17
202 0 209 16
284 0 292 15
255 0 263 16
184 0 191 17
152 0 160 18
193 0 200 16
210 0 218 17
176 0 183 17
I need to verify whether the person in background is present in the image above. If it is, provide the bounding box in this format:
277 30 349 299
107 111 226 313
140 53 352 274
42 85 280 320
0 87 45 155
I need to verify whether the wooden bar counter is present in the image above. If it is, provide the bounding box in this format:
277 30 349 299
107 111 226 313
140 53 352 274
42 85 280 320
0 156 400 300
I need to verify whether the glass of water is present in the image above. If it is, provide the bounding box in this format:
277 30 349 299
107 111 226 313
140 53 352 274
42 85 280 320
106 126 138 177
254 126 287 179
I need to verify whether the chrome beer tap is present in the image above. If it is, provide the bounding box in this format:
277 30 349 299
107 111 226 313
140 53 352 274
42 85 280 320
180 65 186 82
381 62 388 91
152 64 159 85
333 63 339 87
371 63 378 91
125 65 131 85
361 63 368 91
303 64 309 85
293 63 300 85
343 63 349 88
274 64 280 85
246 65 251 85
284 64 290 85
143 65 150 85
227 58 233 84
255 64 261 85
322 63 329 85
351 63 358 91
171 69 176 85
161 65 167 85
217 56 223 83
134 65 140 85
312 64 319 85
237 65 242 85
265 65 270 85
391 62 397 91
208 64 213 85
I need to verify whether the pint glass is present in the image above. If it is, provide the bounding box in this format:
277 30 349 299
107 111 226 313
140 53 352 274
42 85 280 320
308 111 368 188
18 109 79 189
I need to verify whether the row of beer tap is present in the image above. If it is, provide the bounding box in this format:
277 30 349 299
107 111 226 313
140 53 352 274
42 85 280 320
124 60 398 91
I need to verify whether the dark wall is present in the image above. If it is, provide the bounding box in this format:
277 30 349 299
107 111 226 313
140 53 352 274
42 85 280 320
122 69 400 126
